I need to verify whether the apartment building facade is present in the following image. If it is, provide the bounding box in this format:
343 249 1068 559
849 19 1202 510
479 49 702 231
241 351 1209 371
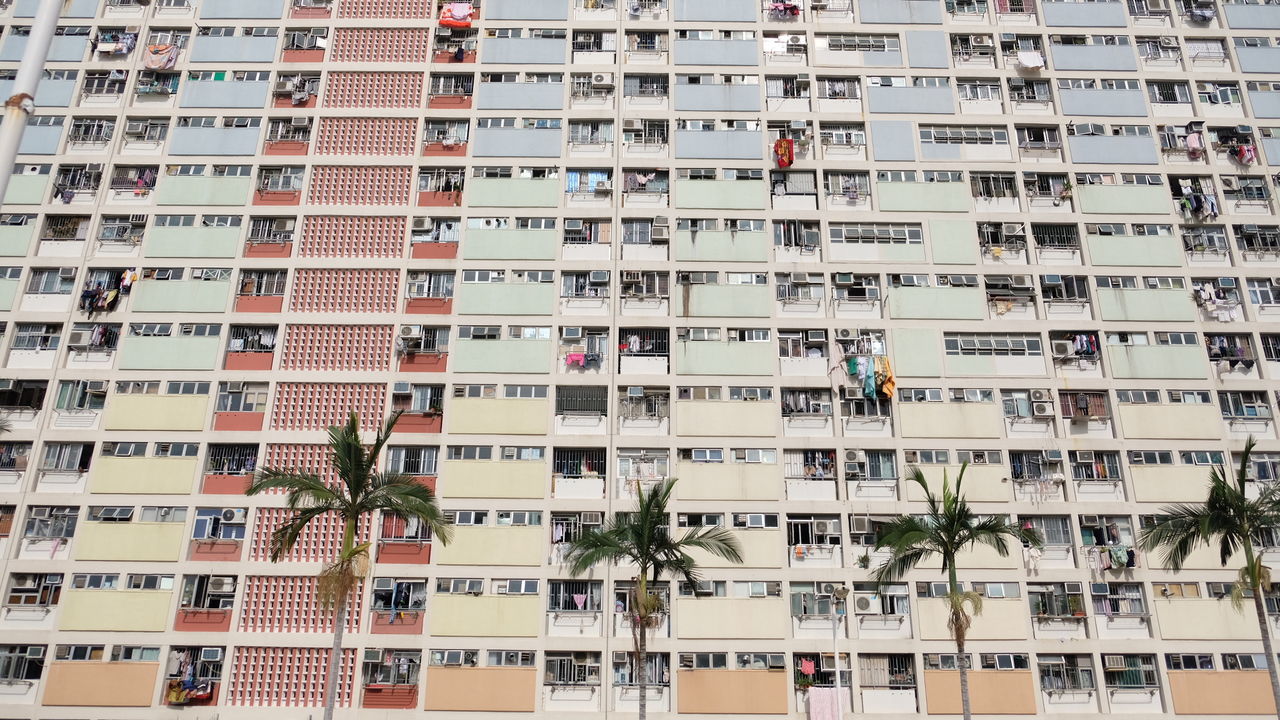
0 0 1279 716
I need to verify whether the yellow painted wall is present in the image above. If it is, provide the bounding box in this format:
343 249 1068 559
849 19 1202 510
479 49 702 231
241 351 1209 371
924 670 1036 714
1117 405 1223 440
74 522 185 561
911 464 1009 502
59 590 172 631
1154 599 1260 640
676 670 789 714
89 456 199 494
433 525 544 566
103 394 209 431
43 662 160 706
675 598 789 639
1130 466 1211 502
919 598 1028 640
673 401 777 437
448 398 549 435
898 403 1004 438
1169 671 1277 715
424 667 537 711
689 529 783 568
429 594 542 637
675 461 781 500
438 460 546 498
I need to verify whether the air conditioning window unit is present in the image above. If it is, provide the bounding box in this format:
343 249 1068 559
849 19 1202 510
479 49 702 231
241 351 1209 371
623 119 643 131
592 73 615 87
693 581 715 595
588 270 609 283
563 326 583 339
1043 449 1063 462
564 219 584 230
627 386 645 397
200 648 224 662
806 330 826 342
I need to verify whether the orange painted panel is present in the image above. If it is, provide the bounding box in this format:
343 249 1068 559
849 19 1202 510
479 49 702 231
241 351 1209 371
282 49 326 62
1169 671 1278 715
410 242 457 259
676 670 789 715
213 412 265 432
399 353 448 372
371 610 425 635
174 609 233 633
264 140 309 156
924 670 1037 715
188 539 243 562
253 190 302 206
44 662 159 706
234 295 283 313
363 685 418 709
428 95 473 109
244 241 293 258
376 541 432 565
201 474 251 495
424 668 536 712
416 190 462 207
224 352 275 370
393 413 442 434
406 298 452 314
423 142 468 157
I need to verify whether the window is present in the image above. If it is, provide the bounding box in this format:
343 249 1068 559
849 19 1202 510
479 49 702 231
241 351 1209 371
1166 654 1214 670
679 653 728 669
55 645 104 661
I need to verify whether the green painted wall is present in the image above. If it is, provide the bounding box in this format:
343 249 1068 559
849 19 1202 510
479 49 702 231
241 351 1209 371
1107 345 1205 379
673 340 775 375
131 280 231 312
144 227 240 258
674 284 772 317
154 177 253 206
3 175 49 205
888 287 986 320
1076 185 1169 215
877 182 970 212
1096 288 1195 322
1085 234 1182 267
462 230 558 260
451 339 552 373
674 180 768 210
0 225 35 256
118 336 221 370
929 220 979 264
466 179 560 208
892 328 943 377
674 230 770 262
455 284 556 315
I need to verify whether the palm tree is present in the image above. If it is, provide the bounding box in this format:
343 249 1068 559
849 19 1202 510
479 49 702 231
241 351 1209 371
247 410 451 720
1138 437 1280 714
563 479 743 720
871 465 1041 720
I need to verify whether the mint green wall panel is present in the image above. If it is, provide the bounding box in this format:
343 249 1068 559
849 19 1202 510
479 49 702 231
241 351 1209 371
144 227 241 258
674 180 767 209
0 225 35 256
3 175 49 205
673 341 775 375
892 328 943 377
451 339 552 373
1107 345 1205 379
118 336 221 370
155 177 253 206
466 179 560 207
674 231 770 262
674 285 772 317
1085 235 1183 267
876 182 970 212
462 230 558 260
928 220 979 264
0 280 19 310
131 281 231 313
455 284 556 315
1096 288 1195 322
888 287 986 319
1076 185 1169 214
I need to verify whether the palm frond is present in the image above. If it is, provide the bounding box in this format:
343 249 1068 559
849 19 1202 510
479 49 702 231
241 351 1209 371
317 541 371 609
563 526 630 577
676 525 744 564
871 545 930 586
326 412 371 504
1138 502 1216 571
267 506 335 562
363 472 453 546
247 468 341 506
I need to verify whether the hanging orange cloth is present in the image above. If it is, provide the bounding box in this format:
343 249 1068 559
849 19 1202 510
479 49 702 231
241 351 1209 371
774 138 795 168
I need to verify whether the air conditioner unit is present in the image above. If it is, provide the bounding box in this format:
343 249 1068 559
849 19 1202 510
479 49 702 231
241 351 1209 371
1000 33 1017 41
806 330 826 342
789 120 808 130
200 648 224 663
813 520 835 536
1103 655 1127 670
84 163 103 174
1030 389 1049 402
790 272 809 283
289 117 310 128
1032 402 1055 417
693 581 715 595
30 507 50 519
1159 36 1178 48
400 325 422 338
623 119 643 131
564 219 584 231
853 592 880 614
595 180 612 192
85 381 108 393
221 508 247 524
207 577 235 593
1043 449 1063 462
374 578 395 591
273 81 295 94
589 270 609 283
834 273 854 286
836 328 853 339
650 226 669 241
788 35 803 44
627 386 645 397
66 330 90 347
124 121 147 135
1090 582 1110 595
224 381 245 393
392 382 412 394
1081 514 1101 526
563 326 583 339
971 36 993 46
841 387 862 400
613 651 630 664
581 511 603 524
622 271 643 283
1051 340 1075 358
592 73 614 87
364 649 383 664
1076 450 1095 462
59 268 77 279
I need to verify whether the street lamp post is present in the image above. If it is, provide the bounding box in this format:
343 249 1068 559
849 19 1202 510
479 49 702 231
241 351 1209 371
0 0 62 203
831 586 850 717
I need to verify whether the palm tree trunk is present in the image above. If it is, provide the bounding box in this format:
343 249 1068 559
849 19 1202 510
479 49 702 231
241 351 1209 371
956 634 972 720
637 620 649 720
323 591 348 720
1250 579 1280 714
634 575 649 720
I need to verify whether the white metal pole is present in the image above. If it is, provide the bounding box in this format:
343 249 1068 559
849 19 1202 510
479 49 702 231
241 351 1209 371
832 593 846 718
0 0 63 203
